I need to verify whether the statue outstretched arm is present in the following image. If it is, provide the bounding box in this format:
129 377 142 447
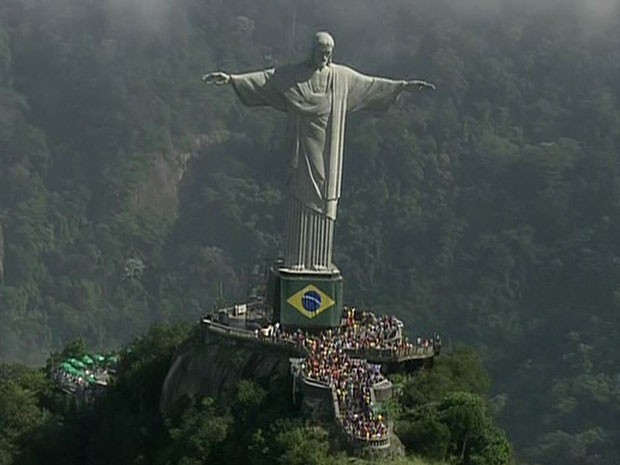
201 71 232 86
403 79 435 91
344 67 406 112
343 66 435 112
202 68 286 111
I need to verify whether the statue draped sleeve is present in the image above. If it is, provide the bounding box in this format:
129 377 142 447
230 69 288 112
344 67 407 112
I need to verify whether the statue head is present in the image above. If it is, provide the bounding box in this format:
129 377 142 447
311 31 334 69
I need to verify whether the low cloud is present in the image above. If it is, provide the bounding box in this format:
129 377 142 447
105 0 171 35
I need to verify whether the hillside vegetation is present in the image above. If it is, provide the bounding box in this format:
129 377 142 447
0 325 509 465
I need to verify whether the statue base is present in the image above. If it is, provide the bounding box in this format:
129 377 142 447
267 266 343 329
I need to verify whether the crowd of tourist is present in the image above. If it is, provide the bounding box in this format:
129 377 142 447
291 330 389 442
341 308 442 356
208 304 440 443
52 368 93 392
337 311 403 351
333 361 388 441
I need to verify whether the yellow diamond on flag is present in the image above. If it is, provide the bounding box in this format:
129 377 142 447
287 284 335 319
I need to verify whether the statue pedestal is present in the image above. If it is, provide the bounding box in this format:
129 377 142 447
267 266 343 329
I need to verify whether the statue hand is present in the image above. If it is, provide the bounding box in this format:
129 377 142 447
406 79 435 91
201 72 231 85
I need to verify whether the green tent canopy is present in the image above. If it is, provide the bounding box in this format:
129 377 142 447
60 362 73 371
67 358 86 369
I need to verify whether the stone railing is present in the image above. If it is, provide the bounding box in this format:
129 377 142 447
372 378 393 403
202 319 303 355
202 318 256 339
346 344 435 362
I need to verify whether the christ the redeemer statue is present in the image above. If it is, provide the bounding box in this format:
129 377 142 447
202 32 434 272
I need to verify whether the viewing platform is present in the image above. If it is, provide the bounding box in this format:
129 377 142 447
201 303 440 451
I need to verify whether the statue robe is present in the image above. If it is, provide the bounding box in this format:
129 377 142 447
230 62 406 270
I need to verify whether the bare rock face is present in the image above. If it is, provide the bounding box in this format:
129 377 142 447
160 335 290 413
134 151 190 215
133 131 233 216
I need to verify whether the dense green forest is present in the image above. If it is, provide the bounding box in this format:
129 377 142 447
0 0 619 463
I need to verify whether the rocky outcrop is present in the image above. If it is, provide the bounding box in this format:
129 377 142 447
160 327 405 458
159 332 291 413
134 151 190 215
134 130 234 216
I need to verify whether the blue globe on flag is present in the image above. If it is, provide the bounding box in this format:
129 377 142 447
302 290 322 313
